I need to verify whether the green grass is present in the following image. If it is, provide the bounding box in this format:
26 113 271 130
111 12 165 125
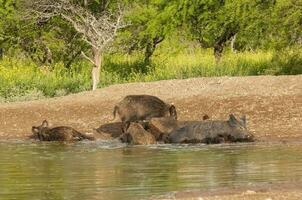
0 48 301 102
0 59 91 102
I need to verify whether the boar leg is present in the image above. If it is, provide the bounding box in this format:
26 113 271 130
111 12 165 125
122 121 130 133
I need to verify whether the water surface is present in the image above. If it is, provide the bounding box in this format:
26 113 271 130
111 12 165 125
1 141 302 200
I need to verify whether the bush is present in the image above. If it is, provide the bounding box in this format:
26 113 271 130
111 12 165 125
270 48 302 75
0 58 91 101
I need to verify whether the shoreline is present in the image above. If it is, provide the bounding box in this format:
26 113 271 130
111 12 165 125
0 75 301 141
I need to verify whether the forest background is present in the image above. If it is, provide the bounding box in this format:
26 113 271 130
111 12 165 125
0 0 301 102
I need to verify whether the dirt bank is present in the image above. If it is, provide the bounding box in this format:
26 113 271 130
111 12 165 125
0 75 301 140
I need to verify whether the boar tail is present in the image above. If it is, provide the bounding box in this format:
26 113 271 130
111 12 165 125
112 106 119 121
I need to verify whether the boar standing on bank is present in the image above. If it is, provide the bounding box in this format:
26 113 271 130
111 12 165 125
32 120 95 141
168 114 254 144
113 95 177 132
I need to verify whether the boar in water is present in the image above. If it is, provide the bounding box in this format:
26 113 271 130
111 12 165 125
32 120 95 141
147 116 179 141
119 122 156 145
168 114 254 144
113 95 177 132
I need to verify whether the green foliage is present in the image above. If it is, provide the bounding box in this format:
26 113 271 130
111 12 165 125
117 0 179 63
1 0 88 67
43 18 90 67
3 48 299 102
270 47 302 75
270 0 302 48
0 0 301 102
0 58 91 102
234 0 276 49
0 0 18 45
179 0 231 46
0 0 15 16
179 0 278 53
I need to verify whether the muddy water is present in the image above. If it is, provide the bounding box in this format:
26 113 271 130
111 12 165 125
1 141 302 200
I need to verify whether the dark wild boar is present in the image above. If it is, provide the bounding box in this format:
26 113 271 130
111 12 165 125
113 95 177 132
32 120 95 141
168 114 254 144
120 122 156 145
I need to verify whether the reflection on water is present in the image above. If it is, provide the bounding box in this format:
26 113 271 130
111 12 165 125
1 141 302 200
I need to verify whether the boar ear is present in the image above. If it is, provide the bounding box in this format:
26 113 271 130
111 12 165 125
228 114 239 127
203 114 210 120
32 126 39 134
241 115 247 128
169 105 177 120
42 120 48 128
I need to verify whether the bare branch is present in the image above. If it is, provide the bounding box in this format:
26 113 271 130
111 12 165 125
24 0 126 51
81 51 95 65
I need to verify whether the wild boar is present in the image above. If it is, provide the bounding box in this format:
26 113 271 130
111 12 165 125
147 116 179 141
119 122 156 145
113 95 177 132
168 114 254 144
32 120 95 141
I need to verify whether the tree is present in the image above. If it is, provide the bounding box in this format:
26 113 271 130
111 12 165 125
179 0 277 62
119 0 179 65
271 0 302 48
25 0 125 90
39 18 90 68
233 0 276 51
0 0 17 58
179 0 239 63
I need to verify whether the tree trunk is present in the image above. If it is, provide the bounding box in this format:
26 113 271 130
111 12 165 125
83 0 88 7
92 47 101 91
42 46 52 65
144 36 165 65
0 48 3 60
230 34 237 53
213 27 238 64
214 43 224 64
144 42 154 65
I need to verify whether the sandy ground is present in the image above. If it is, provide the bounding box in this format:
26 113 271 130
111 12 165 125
0 75 302 199
0 75 301 141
